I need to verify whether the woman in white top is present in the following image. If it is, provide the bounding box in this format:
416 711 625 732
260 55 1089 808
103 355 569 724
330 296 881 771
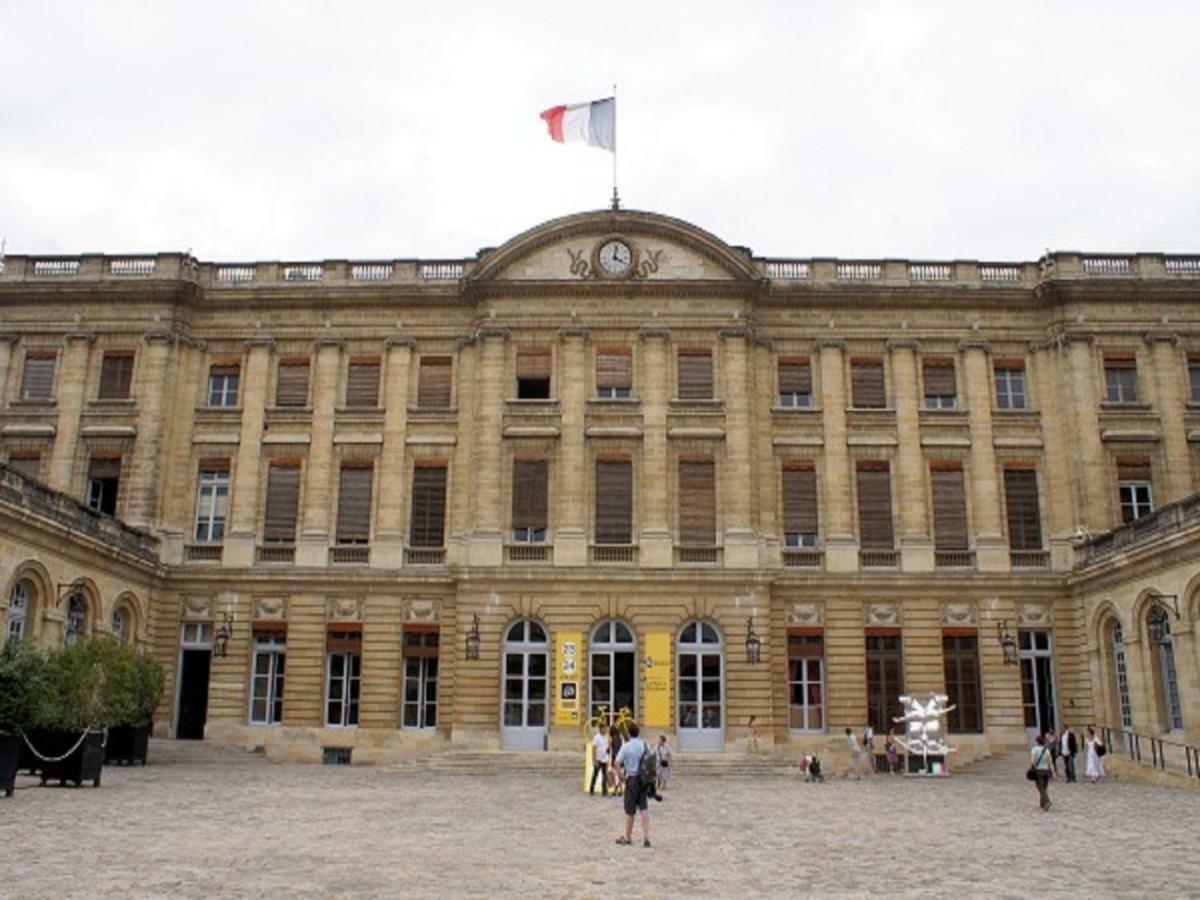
1084 726 1106 783
1030 734 1054 811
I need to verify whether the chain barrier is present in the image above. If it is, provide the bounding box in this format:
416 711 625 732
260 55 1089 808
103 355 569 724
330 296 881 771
16 728 106 763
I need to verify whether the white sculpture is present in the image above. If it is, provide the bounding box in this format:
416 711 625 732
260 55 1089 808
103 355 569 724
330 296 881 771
893 693 956 775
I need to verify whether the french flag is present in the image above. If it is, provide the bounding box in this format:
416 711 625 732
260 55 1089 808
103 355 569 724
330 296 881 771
539 97 615 152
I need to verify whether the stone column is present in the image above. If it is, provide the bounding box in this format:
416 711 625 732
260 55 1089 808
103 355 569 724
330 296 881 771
1065 334 1108 532
224 339 274 567
468 328 506 567
555 328 588 566
373 336 412 568
817 340 856 572
47 331 96 493
888 338 932 571
123 331 174 530
1030 342 1076 569
721 328 757 568
297 339 342 566
638 328 672 568
1147 333 1191 503
960 340 1007 571
0 334 17 405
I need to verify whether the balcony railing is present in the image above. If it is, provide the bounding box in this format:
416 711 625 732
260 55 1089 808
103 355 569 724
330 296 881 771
676 545 721 565
33 259 81 277
256 544 295 564
782 549 824 568
404 547 445 565
109 258 157 276
591 544 638 565
1010 549 1050 569
506 543 550 563
217 265 255 283
860 549 899 568
934 549 975 569
1082 256 1132 276
1079 492 1200 564
419 262 464 280
185 544 223 563
330 545 370 565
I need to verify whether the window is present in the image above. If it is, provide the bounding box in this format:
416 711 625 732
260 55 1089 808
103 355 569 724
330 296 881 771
409 465 447 548
194 465 230 542
781 464 818 547
87 456 121 516
250 632 286 725
1190 359 1200 404
1117 458 1153 523
64 594 86 646
6 454 40 481
595 459 633 545
677 350 714 400
777 357 812 408
21 353 56 400
930 464 969 552
263 463 301 543
943 634 983 732
417 356 452 409
402 629 439 729
596 348 633 399
325 630 362 727
850 358 886 408
787 633 824 731
511 458 548 543
98 352 134 400
275 359 311 407
856 463 894 549
345 358 381 408
865 633 903 736
994 362 1026 410
922 359 957 410
1104 354 1138 404
1003 468 1043 549
1110 621 1133 730
336 465 374 545
6 580 31 642
207 364 240 407
678 459 716 545
111 607 129 645
515 347 551 399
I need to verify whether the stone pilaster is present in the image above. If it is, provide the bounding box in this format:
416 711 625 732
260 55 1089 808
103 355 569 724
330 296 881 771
720 328 757 568
817 340 856 572
373 336 412 568
0 334 17 405
158 338 204 564
225 339 274 567
554 328 588 566
638 328 672 568
468 328 506 567
1029 343 1076 569
123 331 174 530
753 339 780 568
448 337 477 566
1146 333 1191 503
47 331 96 492
1065 334 1108 532
960 340 1007 571
297 339 342 566
888 338 932 572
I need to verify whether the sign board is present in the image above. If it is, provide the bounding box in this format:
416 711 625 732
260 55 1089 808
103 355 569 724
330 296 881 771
642 632 672 728
555 631 582 726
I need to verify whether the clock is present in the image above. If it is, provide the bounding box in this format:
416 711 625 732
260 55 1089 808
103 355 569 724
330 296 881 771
596 238 634 277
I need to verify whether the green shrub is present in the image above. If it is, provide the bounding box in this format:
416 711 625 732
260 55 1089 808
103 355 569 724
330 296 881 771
0 640 53 733
33 638 168 730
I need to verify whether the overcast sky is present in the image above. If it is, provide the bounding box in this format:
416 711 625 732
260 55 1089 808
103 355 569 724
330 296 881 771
2 1 1198 263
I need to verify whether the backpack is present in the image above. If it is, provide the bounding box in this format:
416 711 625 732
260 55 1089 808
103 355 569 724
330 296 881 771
638 742 658 783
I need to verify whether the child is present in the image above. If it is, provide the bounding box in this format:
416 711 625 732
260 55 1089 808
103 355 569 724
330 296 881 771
884 730 900 774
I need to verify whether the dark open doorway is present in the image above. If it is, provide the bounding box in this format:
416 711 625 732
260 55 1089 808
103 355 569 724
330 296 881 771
176 648 211 740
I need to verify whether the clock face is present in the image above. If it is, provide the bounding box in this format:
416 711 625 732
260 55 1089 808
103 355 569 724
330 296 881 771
597 239 633 276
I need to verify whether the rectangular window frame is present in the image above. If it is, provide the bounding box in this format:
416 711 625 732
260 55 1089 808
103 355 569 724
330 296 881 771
942 632 983 734
98 351 135 400
787 631 825 733
194 465 230 543
20 352 57 401
249 632 286 725
207 364 241 408
993 361 1027 410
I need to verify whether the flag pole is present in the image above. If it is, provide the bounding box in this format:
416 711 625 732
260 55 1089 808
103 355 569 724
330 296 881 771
610 83 619 210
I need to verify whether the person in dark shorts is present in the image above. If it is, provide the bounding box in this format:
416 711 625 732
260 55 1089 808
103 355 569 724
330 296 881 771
614 722 651 847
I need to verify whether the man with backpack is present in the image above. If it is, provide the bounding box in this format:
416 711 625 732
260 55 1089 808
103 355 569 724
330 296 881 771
614 722 653 847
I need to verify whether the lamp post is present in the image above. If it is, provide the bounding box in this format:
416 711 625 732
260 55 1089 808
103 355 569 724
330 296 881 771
465 613 482 661
745 617 762 665
1145 590 1180 647
996 619 1018 665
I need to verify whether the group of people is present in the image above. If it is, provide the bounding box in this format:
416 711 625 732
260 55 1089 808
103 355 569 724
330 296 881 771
841 725 904 777
590 720 671 848
1029 724 1107 811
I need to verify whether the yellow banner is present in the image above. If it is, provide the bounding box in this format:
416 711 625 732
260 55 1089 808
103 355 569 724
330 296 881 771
555 631 582 727
643 632 672 728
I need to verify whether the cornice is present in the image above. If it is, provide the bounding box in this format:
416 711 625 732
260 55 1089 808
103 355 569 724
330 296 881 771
885 338 920 352
958 339 992 355
241 338 278 353
1144 331 1179 346
814 338 848 352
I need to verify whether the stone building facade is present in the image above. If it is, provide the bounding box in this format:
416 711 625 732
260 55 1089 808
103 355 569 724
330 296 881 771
1 209 1197 763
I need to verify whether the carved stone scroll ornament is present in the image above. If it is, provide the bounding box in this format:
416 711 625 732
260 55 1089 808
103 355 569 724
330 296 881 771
403 599 440 623
787 602 823 626
326 596 363 623
864 603 900 626
181 595 213 622
631 248 663 278
253 596 288 621
567 248 593 279
941 602 977 626
1018 603 1052 627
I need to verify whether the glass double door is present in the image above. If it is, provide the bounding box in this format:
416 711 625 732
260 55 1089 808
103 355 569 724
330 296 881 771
502 648 547 749
677 621 724 752
1020 629 1057 744
590 650 636 723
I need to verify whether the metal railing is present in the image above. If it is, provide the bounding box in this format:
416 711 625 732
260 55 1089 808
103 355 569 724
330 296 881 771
330 545 370 565
782 549 824 568
859 549 899 568
404 547 445 565
506 543 550 563
590 544 637 565
934 549 975 569
185 544 223 563
676 545 721 565
1098 725 1200 779
1079 492 1200 564
1010 549 1050 568
256 544 295 563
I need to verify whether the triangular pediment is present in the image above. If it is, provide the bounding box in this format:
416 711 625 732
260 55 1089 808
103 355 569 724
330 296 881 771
466 210 760 285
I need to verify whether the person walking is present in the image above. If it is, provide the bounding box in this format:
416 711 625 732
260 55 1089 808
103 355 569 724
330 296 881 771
614 722 652 848
1030 734 1053 811
608 722 624 796
655 735 672 793
1045 728 1060 778
1059 724 1078 784
884 730 900 775
1084 726 1106 783
862 725 876 774
589 721 610 796
845 728 862 780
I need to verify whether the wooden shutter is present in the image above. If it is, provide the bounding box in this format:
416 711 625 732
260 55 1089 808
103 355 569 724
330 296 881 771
1116 457 1151 482
595 459 633 544
417 357 453 408
596 349 632 390
678 459 716 545
516 348 552 379
511 459 549 531
409 465 447 547
1104 351 1136 369
98 352 134 399
851 359 885 408
21 354 56 399
943 634 982 733
778 358 812 394
336 465 374 544
88 456 122 480
275 360 310 407
6 455 40 480
922 359 956 397
677 350 714 400
782 465 818 535
345 358 380 408
264 464 301 543
1003 468 1042 550
856 464 894 548
930 465 969 550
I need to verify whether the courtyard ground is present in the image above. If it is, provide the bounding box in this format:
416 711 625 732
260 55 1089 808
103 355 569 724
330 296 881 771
1 741 1197 898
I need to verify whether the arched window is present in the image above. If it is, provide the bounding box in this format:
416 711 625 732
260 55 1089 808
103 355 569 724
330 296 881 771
501 618 549 750
1109 620 1132 730
677 619 724 751
6 580 32 642
65 593 87 646
1148 612 1184 732
112 607 129 645
589 619 636 723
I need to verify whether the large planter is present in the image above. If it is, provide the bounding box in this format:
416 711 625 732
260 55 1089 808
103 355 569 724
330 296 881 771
0 733 19 797
35 730 105 788
105 723 150 766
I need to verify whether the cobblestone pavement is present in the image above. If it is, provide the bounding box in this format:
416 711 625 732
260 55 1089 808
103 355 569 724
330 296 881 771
2 744 1198 899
